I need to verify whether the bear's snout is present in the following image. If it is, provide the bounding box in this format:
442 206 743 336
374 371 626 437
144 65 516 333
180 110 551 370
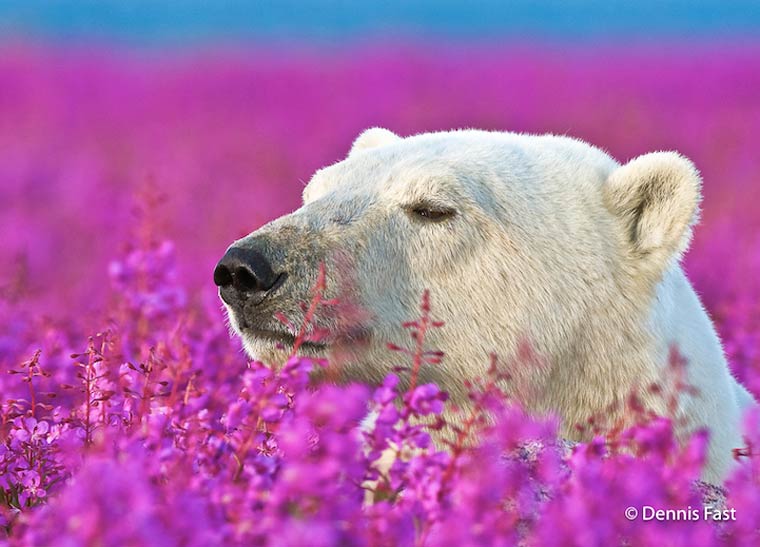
213 245 286 307
214 224 333 346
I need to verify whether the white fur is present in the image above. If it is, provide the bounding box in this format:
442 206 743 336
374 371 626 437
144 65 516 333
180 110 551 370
234 128 756 483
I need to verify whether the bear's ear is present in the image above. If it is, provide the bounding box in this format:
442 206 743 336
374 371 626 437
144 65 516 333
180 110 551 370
349 127 401 156
603 152 702 273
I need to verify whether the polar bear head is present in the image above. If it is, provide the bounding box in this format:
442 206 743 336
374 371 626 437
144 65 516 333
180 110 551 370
214 128 701 412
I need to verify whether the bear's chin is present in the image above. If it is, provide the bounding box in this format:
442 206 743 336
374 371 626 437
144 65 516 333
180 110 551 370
241 332 328 367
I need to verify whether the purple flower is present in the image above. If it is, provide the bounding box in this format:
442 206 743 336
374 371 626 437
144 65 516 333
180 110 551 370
406 383 448 416
374 374 400 405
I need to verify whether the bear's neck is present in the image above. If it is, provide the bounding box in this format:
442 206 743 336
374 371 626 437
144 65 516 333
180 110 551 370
543 266 730 440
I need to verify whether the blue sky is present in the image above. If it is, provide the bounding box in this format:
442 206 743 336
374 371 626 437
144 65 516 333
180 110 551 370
1 0 759 45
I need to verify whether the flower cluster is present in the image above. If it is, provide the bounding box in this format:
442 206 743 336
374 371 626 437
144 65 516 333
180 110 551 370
0 226 758 545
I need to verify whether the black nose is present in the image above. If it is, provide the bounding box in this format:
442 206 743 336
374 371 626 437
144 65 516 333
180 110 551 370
213 246 281 295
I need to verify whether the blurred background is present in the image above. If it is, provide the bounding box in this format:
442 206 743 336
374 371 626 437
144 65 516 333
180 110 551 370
2 1 760 44
1 2 759 384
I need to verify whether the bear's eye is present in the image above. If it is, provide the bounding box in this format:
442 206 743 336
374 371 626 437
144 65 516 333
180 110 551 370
408 204 456 222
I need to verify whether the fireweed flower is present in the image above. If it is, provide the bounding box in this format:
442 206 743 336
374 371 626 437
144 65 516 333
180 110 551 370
0 194 757 547
406 383 448 417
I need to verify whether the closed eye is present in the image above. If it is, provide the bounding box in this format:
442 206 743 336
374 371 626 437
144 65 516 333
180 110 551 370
407 203 457 222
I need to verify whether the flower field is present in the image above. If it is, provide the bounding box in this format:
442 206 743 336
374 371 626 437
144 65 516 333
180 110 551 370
1 44 759 545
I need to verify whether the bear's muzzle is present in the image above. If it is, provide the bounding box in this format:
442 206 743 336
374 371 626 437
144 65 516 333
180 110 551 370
213 245 286 307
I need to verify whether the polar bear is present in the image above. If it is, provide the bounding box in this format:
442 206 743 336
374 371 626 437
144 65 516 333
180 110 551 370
214 128 755 483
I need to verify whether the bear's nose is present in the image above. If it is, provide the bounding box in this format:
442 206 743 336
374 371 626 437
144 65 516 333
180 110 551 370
213 246 281 297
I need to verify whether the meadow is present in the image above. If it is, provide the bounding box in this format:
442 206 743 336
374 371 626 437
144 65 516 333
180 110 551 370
0 44 759 545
